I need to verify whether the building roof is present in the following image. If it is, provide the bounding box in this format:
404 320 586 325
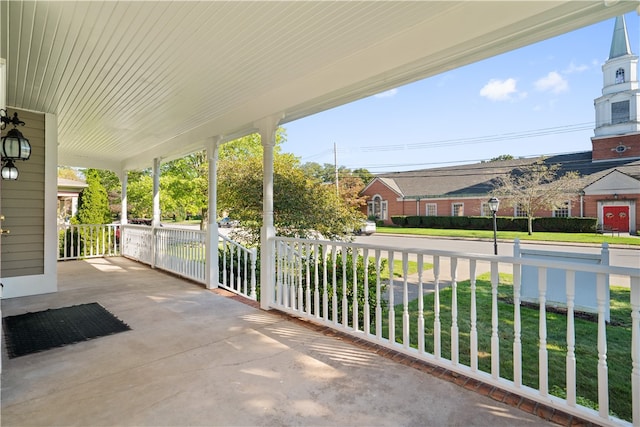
609 15 633 59
369 152 640 199
57 178 88 190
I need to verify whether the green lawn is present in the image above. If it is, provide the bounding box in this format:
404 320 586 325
377 226 640 246
382 273 633 421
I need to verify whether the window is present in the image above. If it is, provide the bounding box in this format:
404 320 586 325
481 202 491 217
514 204 527 217
553 202 570 218
615 68 625 84
611 100 630 124
367 196 388 220
425 203 437 216
452 203 464 217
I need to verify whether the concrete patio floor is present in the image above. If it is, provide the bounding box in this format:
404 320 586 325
1 257 555 427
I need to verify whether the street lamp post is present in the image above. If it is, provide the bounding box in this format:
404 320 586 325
488 197 500 255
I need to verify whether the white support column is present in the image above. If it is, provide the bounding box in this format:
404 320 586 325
152 158 161 228
205 137 221 289
120 171 128 225
257 116 281 310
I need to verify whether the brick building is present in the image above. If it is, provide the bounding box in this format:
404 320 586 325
361 16 640 234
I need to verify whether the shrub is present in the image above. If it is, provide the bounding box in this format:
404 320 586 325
391 216 407 226
406 216 422 227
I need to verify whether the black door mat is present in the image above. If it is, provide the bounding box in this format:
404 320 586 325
3 302 131 358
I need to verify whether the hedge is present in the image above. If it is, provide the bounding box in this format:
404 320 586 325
389 216 597 233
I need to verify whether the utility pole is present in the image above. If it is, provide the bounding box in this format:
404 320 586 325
334 142 339 196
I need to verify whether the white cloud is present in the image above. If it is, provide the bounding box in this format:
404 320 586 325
374 88 398 98
479 78 518 101
563 61 589 74
535 71 568 94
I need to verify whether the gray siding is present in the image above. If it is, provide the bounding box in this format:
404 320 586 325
1 109 45 277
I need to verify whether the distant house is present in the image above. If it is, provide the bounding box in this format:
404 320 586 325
361 16 640 234
57 178 87 224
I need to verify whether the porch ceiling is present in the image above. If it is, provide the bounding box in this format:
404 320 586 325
2 1 638 172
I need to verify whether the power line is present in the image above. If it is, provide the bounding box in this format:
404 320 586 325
299 121 594 164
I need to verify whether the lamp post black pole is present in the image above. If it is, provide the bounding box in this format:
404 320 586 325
492 211 498 255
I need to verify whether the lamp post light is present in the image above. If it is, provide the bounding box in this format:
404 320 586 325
488 197 500 255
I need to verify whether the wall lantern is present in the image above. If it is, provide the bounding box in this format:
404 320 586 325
488 197 500 255
0 109 31 180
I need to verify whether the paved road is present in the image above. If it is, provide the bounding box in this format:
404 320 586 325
354 234 638 301
355 233 639 269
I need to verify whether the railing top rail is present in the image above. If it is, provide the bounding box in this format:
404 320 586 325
272 236 640 278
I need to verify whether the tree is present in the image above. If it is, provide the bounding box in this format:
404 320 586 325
485 154 515 163
58 166 81 181
89 169 122 219
491 158 582 235
76 169 112 224
218 134 362 244
161 152 209 225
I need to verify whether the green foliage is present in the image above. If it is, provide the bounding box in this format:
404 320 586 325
391 216 597 233
391 216 407 226
218 134 363 244
299 247 387 328
126 173 153 218
76 170 112 224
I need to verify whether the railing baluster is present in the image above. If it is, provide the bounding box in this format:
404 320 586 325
314 243 320 318
631 276 640 427
538 266 548 396
417 254 425 354
375 249 382 340
491 261 499 379
596 272 609 418
470 259 478 372
402 252 409 349
353 246 359 331
340 245 348 327
433 255 441 359
388 250 395 344
512 260 522 386
363 248 370 335
332 244 338 325
566 270 576 407
451 257 459 365
306 243 312 315
322 244 329 321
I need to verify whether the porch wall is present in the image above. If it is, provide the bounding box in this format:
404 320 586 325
1 109 57 297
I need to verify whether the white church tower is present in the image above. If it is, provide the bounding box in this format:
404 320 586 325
592 15 640 162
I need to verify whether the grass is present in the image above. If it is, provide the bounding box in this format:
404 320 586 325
376 226 640 246
380 259 433 279
381 273 633 421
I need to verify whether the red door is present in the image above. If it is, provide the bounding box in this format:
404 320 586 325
603 206 630 232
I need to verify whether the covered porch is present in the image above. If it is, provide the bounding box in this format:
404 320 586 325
2 256 549 426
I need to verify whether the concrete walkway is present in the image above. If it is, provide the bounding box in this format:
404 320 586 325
1 257 553 426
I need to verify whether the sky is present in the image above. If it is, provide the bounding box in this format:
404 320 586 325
281 12 639 174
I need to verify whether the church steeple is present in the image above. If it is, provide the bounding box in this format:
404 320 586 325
592 15 640 162
609 15 632 59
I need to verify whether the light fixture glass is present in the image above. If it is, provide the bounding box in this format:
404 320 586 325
1 159 19 180
488 197 500 213
1 127 31 160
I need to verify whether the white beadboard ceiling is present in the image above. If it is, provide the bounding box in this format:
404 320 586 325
2 1 638 172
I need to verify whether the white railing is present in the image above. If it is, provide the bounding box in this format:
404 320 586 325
57 224 120 260
119 225 257 300
120 224 153 265
271 236 640 427
219 235 257 300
